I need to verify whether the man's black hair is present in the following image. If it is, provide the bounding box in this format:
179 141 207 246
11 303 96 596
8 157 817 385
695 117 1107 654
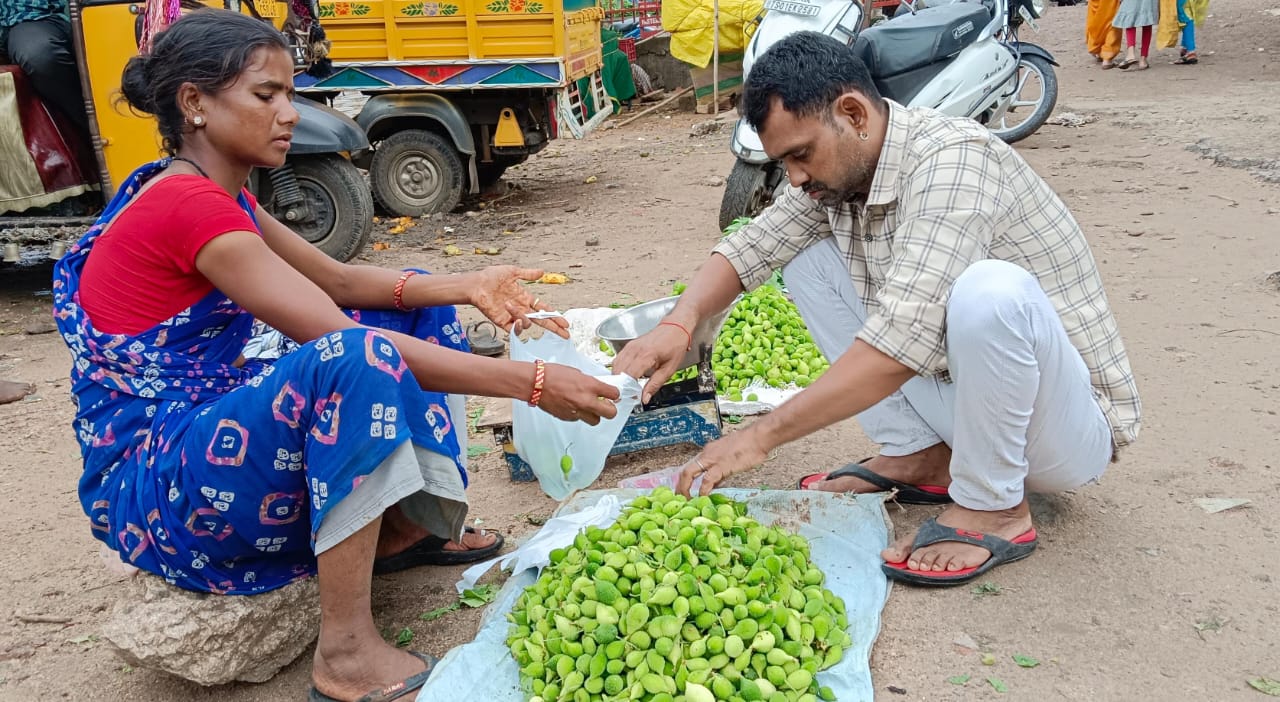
741 31 884 133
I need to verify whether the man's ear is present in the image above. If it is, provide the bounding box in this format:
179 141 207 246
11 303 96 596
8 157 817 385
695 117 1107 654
833 92 872 133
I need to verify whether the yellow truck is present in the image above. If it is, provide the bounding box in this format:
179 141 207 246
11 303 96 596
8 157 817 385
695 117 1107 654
286 0 612 215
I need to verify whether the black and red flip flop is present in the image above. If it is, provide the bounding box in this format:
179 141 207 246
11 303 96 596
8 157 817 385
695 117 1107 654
881 517 1038 587
373 526 504 574
797 461 952 505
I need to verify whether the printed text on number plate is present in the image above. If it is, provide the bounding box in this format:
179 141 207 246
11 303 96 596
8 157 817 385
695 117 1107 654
763 0 821 15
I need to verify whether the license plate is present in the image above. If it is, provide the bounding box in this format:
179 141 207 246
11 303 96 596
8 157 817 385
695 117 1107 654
1018 5 1040 30
764 0 821 15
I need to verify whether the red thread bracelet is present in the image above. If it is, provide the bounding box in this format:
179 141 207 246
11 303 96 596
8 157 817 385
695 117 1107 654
393 271 418 311
528 359 546 407
659 321 692 351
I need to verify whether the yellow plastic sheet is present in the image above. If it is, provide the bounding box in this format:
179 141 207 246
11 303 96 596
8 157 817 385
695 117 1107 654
661 0 765 68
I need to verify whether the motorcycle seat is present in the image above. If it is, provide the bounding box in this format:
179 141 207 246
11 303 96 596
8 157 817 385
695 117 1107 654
853 3 992 78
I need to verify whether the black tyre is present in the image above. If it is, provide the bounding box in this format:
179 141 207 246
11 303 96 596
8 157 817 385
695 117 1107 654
989 54 1058 145
370 129 465 216
275 155 373 262
474 155 527 190
718 160 778 232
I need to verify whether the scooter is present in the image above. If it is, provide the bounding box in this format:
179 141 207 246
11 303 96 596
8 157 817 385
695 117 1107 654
719 0 1056 230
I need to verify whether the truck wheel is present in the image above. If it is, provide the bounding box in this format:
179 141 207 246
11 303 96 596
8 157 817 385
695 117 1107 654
280 155 373 262
370 130 465 216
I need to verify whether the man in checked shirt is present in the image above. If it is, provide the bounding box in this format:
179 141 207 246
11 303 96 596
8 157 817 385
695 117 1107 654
614 32 1141 586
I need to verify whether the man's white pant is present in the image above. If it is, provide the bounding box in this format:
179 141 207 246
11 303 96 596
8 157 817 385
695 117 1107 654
783 239 1113 511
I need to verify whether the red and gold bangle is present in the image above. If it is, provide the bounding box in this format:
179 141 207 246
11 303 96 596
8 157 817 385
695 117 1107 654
393 270 418 311
659 321 693 352
528 359 546 407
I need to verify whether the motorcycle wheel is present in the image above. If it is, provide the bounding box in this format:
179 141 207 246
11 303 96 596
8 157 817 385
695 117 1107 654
269 155 374 263
719 160 777 232
989 54 1058 145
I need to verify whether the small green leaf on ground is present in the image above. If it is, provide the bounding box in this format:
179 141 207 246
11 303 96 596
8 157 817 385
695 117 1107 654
972 581 1002 597
461 584 498 608
67 634 99 645
118 665 134 674
420 603 461 622
947 674 971 685
1013 654 1040 668
1249 678 1280 696
724 415 744 424
394 627 414 648
987 677 1008 693
526 514 548 526
467 445 494 458
981 653 997 666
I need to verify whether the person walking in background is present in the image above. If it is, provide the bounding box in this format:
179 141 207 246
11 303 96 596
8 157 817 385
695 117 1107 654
1113 0 1159 70
1172 0 1207 64
1086 0 1123 69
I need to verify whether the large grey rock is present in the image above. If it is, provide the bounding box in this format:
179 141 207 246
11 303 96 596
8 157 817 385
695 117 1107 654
103 573 320 685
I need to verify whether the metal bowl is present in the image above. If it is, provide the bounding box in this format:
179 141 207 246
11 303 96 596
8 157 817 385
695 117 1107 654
596 296 735 372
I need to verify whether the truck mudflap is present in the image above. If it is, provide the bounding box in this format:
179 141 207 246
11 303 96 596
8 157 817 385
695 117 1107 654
555 70 613 139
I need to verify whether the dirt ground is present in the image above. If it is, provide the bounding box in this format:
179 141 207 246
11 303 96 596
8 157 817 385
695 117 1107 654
2 2 1279 700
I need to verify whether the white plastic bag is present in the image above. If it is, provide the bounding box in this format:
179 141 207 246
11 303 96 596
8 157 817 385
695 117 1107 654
617 464 704 493
510 328 641 500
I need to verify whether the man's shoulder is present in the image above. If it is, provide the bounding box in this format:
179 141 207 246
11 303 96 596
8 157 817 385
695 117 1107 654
900 105 1004 157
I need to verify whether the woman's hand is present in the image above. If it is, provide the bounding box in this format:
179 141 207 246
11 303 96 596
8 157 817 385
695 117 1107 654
536 363 623 425
674 429 769 496
469 266 570 339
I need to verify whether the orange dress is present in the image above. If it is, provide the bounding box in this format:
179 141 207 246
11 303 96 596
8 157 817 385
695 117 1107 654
1086 0 1123 60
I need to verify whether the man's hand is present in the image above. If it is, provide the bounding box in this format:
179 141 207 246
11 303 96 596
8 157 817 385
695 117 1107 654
611 321 691 403
469 266 570 339
674 429 769 496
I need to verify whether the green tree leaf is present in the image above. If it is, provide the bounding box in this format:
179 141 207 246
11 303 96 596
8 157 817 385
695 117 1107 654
1012 654 1040 668
394 627 414 647
987 677 1008 693
1249 678 1280 696
946 674 971 685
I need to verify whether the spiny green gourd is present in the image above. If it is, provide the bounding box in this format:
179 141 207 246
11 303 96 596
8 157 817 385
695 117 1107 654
506 488 851 702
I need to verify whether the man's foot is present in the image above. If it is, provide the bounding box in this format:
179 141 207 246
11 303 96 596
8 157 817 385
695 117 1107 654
312 633 433 702
881 501 1034 574
806 443 952 495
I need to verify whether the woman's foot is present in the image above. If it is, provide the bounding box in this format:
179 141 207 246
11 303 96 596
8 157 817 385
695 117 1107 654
1173 51 1198 65
312 630 431 702
807 443 952 494
375 506 498 559
1100 58 1116 69
881 501 1034 573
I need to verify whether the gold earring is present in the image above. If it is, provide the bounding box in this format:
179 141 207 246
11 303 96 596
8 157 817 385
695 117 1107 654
192 115 205 126
858 131 869 141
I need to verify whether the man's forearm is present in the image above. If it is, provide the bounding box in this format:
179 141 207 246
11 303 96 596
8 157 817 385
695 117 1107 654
666 253 747 328
750 339 917 451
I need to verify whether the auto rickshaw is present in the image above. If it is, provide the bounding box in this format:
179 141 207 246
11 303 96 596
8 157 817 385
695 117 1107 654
0 0 374 265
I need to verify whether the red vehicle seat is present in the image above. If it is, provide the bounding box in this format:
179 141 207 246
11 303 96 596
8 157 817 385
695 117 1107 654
0 64 95 215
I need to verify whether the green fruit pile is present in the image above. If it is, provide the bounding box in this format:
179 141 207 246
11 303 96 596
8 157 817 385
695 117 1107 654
711 286 828 400
506 488 851 702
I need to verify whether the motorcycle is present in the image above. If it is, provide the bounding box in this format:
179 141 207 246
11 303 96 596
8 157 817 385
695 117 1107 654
719 0 1056 230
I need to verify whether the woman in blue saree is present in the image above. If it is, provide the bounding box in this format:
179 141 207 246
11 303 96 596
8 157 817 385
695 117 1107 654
52 10 620 702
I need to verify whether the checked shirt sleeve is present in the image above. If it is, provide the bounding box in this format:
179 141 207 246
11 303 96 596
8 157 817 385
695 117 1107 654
712 185 831 291
856 143 1009 376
